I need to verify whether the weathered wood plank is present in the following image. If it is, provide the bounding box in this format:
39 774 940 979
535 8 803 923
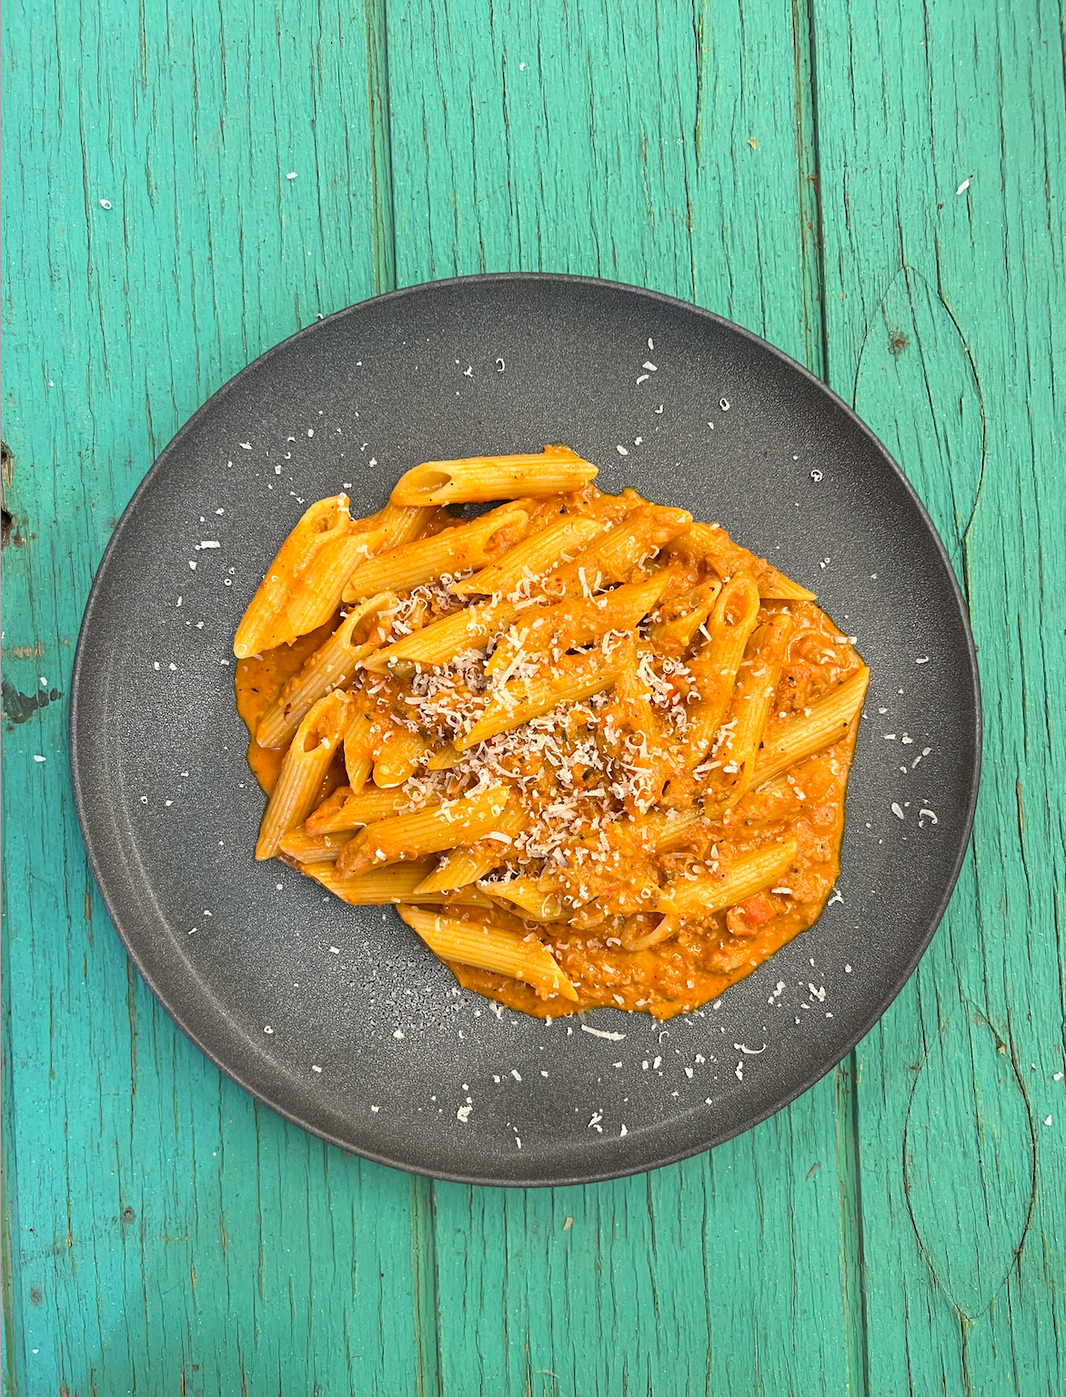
812 0 1066 1392
383 3 860 1392
3 0 1060 1392
0 2 432 1392
387 0 820 365
429 1094 859 1397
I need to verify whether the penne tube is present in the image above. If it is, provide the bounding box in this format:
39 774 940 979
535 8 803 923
343 713 374 792
457 645 622 750
709 612 795 806
373 728 434 788
413 806 527 893
343 501 449 546
305 784 412 835
483 877 566 922
450 516 606 597
684 573 762 768
425 743 463 771
413 850 507 896
278 826 354 864
255 691 353 859
304 858 496 906
303 859 438 903
399 907 579 1001
752 667 869 787
236 454 870 1025
622 806 702 855
342 503 532 602
760 571 817 601
390 445 597 506
375 503 451 549
254 592 396 748
648 581 722 654
667 839 799 917
337 786 513 875
484 571 674 676
596 645 664 813
362 597 522 675
235 494 389 657
666 521 817 601
410 890 497 908
541 504 692 597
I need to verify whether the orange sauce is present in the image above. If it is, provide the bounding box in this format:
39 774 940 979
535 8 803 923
233 481 865 1021
235 616 345 797
449 722 857 1019
446 601 861 1019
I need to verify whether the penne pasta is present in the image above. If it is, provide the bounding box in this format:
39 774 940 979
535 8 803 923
255 691 353 859
362 596 522 675
343 713 375 792
413 850 506 896
667 839 799 917
235 494 389 657
399 908 579 1001
684 573 762 768
482 877 567 922
342 503 533 602
255 592 396 748
300 859 495 907
236 449 867 1022
665 520 817 602
540 504 692 597
752 667 869 787
372 727 434 788
278 826 354 864
456 645 622 750
708 611 795 807
390 445 597 506
304 784 411 835
647 580 722 655
425 743 463 771
337 786 513 875
450 515 606 597
374 503 451 549
760 570 817 601
484 571 674 676
623 806 702 854
302 858 437 902
412 806 527 893
595 642 665 814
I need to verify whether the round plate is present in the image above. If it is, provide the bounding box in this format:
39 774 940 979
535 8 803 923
70 274 980 1186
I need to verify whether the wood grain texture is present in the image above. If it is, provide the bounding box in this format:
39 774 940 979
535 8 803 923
387 0 820 363
384 4 861 1394
813 0 1066 1392
2 0 1062 1393
1 2 430 1392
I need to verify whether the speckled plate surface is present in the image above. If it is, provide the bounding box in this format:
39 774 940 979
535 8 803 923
70 274 980 1185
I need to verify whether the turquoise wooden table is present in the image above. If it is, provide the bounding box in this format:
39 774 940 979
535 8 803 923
3 1 1063 1392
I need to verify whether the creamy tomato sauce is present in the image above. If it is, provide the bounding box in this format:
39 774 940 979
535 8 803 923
451 727 857 1019
447 602 861 1019
236 617 344 797
234 480 865 1021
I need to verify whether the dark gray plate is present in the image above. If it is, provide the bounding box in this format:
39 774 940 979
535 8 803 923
70 275 980 1185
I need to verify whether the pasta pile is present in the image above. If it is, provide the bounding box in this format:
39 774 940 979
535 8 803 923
234 446 868 1019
